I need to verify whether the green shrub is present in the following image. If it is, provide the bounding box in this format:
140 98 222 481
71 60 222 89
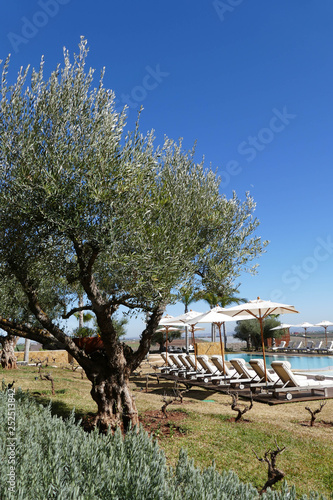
0 390 328 500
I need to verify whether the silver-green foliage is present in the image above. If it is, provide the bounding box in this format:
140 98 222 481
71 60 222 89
0 38 266 316
0 390 171 500
0 391 328 500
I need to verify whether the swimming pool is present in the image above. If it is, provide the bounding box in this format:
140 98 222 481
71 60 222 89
224 353 333 373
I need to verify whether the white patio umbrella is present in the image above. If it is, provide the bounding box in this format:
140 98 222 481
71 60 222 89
189 326 206 348
270 323 292 331
169 310 203 323
314 320 333 347
159 314 185 326
220 298 299 382
294 322 314 347
270 323 292 346
187 307 253 375
158 315 185 364
169 310 205 368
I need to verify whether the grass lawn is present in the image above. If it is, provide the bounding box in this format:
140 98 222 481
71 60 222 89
1 360 333 497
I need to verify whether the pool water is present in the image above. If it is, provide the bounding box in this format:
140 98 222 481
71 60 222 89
224 353 333 372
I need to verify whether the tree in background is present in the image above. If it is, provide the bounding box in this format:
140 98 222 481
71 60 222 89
196 290 221 342
73 304 128 339
176 283 201 314
234 316 281 350
73 311 95 338
176 283 201 350
151 328 183 352
0 334 18 369
0 276 62 366
198 286 246 348
0 39 267 430
218 288 247 349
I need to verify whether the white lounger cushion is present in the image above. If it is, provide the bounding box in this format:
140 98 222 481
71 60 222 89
271 361 333 388
178 354 193 369
197 355 219 375
230 358 258 380
249 359 280 383
210 355 238 377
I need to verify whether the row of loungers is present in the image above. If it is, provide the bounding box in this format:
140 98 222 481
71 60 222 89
156 353 333 401
271 340 333 353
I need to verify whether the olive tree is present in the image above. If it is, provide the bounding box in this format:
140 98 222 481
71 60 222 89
0 276 62 366
234 316 281 350
0 38 267 430
151 328 183 352
0 282 18 368
0 334 18 369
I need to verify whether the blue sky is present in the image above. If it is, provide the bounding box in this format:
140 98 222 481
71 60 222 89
1 1 333 337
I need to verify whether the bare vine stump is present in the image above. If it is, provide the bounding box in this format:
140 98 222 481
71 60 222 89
253 440 286 493
161 394 175 418
39 370 55 395
230 391 253 422
173 383 189 404
305 401 326 426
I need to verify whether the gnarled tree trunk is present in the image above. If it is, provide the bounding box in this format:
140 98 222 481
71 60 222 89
84 348 140 432
90 372 139 432
0 335 18 369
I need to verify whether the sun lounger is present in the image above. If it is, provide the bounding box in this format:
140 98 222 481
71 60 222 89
179 355 200 377
228 358 260 387
311 340 323 352
177 354 198 377
177 354 192 369
210 355 239 380
271 340 286 351
185 354 201 370
160 353 179 373
230 358 258 380
283 341 295 352
270 360 333 400
160 352 167 364
292 341 303 352
157 354 197 379
248 359 282 388
184 354 207 379
298 341 314 353
168 354 188 376
317 341 333 353
205 356 250 388
196 355 230 384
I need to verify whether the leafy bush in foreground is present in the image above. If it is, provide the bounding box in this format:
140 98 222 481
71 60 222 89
0 389 328 500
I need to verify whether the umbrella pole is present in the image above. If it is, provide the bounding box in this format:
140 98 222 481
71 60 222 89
223 322 227 350
325 327 328 348
191 326 197 370
259 317 268 383
165 328 168 365
217 323 226 375
185 325 189 352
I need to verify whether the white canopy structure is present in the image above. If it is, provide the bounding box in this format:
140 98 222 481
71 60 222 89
293 322 314 347
186 306 253 374
314 320 333 347
270 323 292 346
158 315 185 363
220 298 299 382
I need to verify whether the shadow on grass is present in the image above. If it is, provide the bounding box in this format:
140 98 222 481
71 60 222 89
131 375 220 401
29 392 93 422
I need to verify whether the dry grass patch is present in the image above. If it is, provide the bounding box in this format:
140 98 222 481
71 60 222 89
1 361 333 497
